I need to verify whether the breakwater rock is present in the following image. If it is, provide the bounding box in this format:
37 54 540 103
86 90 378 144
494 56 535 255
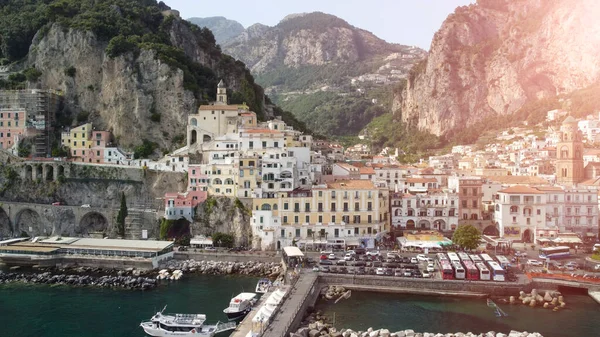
161 259 282 277
0 271 157 290
508 289 566 311
294 312 544 337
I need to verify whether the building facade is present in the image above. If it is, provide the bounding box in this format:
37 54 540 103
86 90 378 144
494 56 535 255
556 116 585 186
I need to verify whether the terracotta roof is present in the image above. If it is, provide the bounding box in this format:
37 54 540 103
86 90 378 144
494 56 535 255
321 180 376 190
198 105 241 111
579 177 600 186
407 177 437 183
335 163 359 172
584 149 600 156
483 175 548 185
498 186 545 194
359 167 375 174
242 129 283 134
535 186 564 192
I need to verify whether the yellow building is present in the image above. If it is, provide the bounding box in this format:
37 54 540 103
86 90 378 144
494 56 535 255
251 180 390 250
61 123 92 157
238 155 260 198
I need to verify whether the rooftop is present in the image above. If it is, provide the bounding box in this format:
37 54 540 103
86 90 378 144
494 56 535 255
483 175 548 185
198 105 241 111
323 180 376 190
498 186 545 194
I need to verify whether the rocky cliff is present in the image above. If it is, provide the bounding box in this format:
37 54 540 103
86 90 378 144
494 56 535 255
192 197 252 246
399 0 600 136
187 16 245 45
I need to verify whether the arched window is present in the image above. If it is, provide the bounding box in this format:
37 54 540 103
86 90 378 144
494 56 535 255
224 178 234 185
510 205 519 213
190 118 197 126
261 204 271 210
213 178 222 185
560 146 569 159
273 204 278 210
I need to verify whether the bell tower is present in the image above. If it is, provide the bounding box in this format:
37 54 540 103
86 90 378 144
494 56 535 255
216 79 227 105
556 116 584 186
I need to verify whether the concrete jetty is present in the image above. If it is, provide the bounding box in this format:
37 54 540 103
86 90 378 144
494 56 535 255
589 290 600 304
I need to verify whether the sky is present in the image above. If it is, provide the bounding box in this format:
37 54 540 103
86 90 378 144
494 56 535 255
161 0 475 50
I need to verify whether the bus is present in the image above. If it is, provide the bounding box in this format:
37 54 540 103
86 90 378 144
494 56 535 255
452 261 466 279
480 253 494 264
469 254 483 263
447 252 460 263
463 260 479 280
539 246 571 259
437 253 448 261
440 260 454 280
475 262 491 281
487 261 505 281
496 255 511 268
458 252 471 263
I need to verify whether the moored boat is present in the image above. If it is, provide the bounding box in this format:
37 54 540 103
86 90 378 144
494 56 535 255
255 278 271 294
140 306 236 337
223 292 257 321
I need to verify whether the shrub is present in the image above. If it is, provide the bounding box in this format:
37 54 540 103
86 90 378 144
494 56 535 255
64 66 76 77
76 111 89 123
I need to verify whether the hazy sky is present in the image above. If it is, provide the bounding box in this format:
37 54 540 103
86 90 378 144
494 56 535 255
161 0 475 50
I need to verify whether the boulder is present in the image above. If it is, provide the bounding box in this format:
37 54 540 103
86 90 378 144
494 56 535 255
380 329 390 337
543 292 553 302
404 330 415 337
298 327 310 337
369 330 379 337
309 330 321 337
395 332 405 337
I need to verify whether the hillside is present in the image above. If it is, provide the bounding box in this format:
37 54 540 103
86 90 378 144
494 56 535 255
0 0 304 154
187 16 245 45
212 12 426 136
399 0 600 138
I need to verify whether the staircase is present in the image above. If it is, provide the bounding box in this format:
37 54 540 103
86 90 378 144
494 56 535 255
125 199 158 239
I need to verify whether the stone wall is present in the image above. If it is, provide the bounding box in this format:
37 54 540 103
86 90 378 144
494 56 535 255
174 251 279 263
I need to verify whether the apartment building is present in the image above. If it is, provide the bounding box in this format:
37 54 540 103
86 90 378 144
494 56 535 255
494 185 546 243
391 190 459 232
448 176 483 221
250 180 389 250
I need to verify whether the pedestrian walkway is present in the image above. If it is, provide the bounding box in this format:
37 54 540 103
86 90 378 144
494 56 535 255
263 272 318 337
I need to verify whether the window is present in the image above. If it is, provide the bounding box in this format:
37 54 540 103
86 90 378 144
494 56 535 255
367 202 372 211
331 203 336 211
368 215 372 223
331 191 336 198
274 141 279 148
343 202 348 212
294 203 299 212
354 202 359 211
472 200 477 208
249 141 253 149
296 228 301 237
262 141 267 148
318 191 322 197
331 215 336 223
96 141 100 146
318 203 323 212
305 203 310 212
462 200 467 207
537 209 541 215
284 203 288 210
512 216 516 223
294 216 299 224
305 215 309 223
462 188 467 195
259 216 264 224
318 215 322 223
96 151 100 156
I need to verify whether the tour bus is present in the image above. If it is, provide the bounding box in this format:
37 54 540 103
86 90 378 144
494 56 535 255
447 252 461 263
437 252 448 261
539 246 571 259
475 262 491 281
452 261 466 279
458 252 471 263
487 261 505 281
480 253 495 265
440 260 454 280
462 259 479 280
495 255 511 268
469 254 483 263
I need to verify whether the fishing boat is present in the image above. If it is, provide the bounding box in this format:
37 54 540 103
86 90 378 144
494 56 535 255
170 270 183 281
255 278 272 294
223 292 258 320
486 298 508 317
140 306 236 337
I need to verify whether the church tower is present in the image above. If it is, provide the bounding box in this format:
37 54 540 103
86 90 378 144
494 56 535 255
556 116 585 186
216 79 227 105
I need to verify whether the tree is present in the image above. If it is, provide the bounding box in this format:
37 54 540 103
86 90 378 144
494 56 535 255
452 224 482 251
212 232 234 248
116 192 128 237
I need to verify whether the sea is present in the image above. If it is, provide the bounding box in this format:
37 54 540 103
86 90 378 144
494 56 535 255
0 274 599 337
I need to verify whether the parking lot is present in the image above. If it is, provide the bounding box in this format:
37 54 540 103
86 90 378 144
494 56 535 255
315 251 437 279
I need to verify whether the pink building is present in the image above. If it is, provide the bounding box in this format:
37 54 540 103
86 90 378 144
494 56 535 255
164 190 208 221
188 165 209 191
0 110 26 150
79 130 113 163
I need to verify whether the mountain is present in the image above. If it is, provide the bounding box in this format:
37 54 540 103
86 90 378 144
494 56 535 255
0 0 305 153
218 12 426 136
187 16 245 45
399 0 600 138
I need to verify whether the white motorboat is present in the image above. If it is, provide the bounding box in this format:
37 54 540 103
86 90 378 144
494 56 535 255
140 306 236 337
255 278 271 294
223 292 257 321
157 270 170 280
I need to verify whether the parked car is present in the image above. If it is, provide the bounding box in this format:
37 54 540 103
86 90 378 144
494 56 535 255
372 261 382 268
319 260 333 265
356 267 366 275
376 267 385 275
354 247 366 255
51 202 62 206
336 259 346 266
312 266 320 272
594 264 600 271
320 266 330 273
344 253 354 261
387 252 399 259
426 264 435 273
416 254 428 262
384 268 394 276
320 254 328 260
394 269 404 277
564 262 579 270
328 253 336 260
353 260 366 267
403 270 412 277
527 259 543 266
548 261 563 270
80 204 91 208
321 250 333 255
515 251 527 257
366 250 381 257
204 246 217 251
421 271 431 278
410 257 418 264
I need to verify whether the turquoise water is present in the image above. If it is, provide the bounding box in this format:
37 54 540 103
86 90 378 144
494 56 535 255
0 275 259 337
315 291 600 337
1 274 599 337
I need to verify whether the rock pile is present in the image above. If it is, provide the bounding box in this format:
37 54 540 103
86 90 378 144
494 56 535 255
161 259 282 277
322 285 347 300
293 312 543 337
509 289 566 311
0 271 156 290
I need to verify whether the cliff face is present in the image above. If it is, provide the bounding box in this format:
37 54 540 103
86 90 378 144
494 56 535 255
192 197 251 246
26 19 263 150
223 12 424 76
399 0 600 136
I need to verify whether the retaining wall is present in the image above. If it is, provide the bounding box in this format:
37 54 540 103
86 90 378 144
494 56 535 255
174 251 280 263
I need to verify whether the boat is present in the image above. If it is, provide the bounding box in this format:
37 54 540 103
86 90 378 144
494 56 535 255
255 278 272 294
223 292 258 321
157 269 170 280
140 306 236 337
486 298 508 317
